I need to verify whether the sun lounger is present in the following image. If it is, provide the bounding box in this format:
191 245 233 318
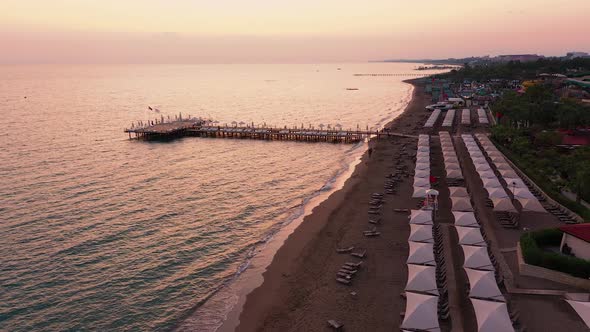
336 246 354 253
336 278 351 285
351 250 366 258
337 272 352 279
344 261 363 268
327 319 344 330
364 232 380 237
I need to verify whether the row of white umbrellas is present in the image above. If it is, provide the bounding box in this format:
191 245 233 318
461 109 471 125
477 108 489 124
424 109 442 128
413 135 432 198
440 131 464 180
442 109 456 127
404 206 441 331
474 134 546 213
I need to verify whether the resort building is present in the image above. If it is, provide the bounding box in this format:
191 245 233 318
560 224 590 260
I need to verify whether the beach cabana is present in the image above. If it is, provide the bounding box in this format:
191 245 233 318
499 169 518 178
565 300 590 328
412 186 429 198
456 226 487 246
451 197 474 211
478 171 497 179
401 292 441 332
475 163 492 171
511 188 535 199
409 224 434 243
492 198 517 213
482 178 502 188
453 211 479 227
462 245 494 271
407 242 435 266
517 198 547 213
465 268 505 302
405 264 439 296
415 163 430 170
471 298 515 332
449 187 469 197
485 187 509 199
409 210 433 225
414 169 430 178
503 178 527 188
414 177 430 187
446 169 464 179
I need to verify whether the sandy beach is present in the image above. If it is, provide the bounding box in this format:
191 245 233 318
235 80 431 331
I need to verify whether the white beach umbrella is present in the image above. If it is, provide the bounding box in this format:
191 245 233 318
453 211 479 227
401 292 441 332
418 146 430 152
442 146 455 152
491 198 517 213
407 241 436 266
409 224 434 243
451 197 474 211
487 151 504 158
445 163 461 170
566 300 590 328
494 163 513 171
511 188 536 199
412 186 429 198
456 226 487 247
470 152 485 159
414 169 430 178
444 156 459 164
475 163 492 171
499 169 519 178
416 156 430 163
416 151 430 158
472 157 488 165
486 187 509 199
414 177 430 187
478 171 497 179
503 178 527 189
517 198 547 213
449 187 469 197
446 169 464 179
490 156 506 163
471 298 515 332
462 245 494 271
465 268 505 302
415 163 430 170
406 264 439 296
482 178 502 188
409 209 433 225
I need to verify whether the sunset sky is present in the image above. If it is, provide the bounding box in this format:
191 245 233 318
2 0 589 63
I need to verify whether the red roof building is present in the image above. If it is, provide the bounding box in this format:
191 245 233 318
560 224 590 260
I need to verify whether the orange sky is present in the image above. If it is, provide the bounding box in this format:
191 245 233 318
2 0 589 63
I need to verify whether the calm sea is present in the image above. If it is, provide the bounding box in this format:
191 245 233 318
0 63 427 331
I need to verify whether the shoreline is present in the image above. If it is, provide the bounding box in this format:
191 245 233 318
175 83 415 332
233 79 431 331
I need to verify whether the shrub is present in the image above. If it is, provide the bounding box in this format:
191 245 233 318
520 229 590 278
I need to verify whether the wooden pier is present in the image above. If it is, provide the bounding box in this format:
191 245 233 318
125 120 416 143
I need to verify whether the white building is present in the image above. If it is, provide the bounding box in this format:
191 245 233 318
560 224 590 260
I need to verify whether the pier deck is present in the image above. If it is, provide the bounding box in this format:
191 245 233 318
125 120 416 143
